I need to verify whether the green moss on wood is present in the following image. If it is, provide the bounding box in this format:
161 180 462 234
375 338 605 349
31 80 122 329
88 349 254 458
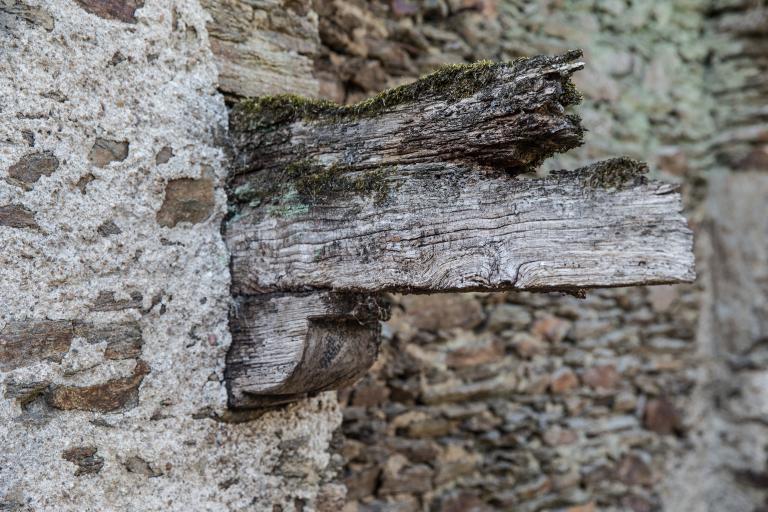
231 51 584 132
580 157 649 189
232 159 395 216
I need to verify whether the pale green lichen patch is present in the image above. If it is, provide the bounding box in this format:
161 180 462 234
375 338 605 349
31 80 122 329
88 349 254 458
579 157 649 189
231 159 395 216
230 50 584 132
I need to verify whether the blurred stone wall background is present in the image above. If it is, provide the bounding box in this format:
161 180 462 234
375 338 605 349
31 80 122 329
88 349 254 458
299 1 767 511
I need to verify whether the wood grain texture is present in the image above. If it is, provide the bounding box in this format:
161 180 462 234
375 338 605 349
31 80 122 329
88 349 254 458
227 160 695 295
223 52 696 408
228 51 584 188
226 292 383 408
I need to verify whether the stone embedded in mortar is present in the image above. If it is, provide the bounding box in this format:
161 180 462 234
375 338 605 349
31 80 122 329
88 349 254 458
76 173 95 194
90 290 143 311
46 360 150 412
155 146 174 165
156 178 215 228
7 150 59 189
0 320 73 371
378 454 434 495
124 455 161 477
549 368 580 394
581 364 620 390
87 137 129 167
616 453 654 486
74 0 144 24
0 203 39 230
0 1 55 31
397 294 485 332
62 446 104 476
74 321 143 360
97 219 122 236
3 378 50 405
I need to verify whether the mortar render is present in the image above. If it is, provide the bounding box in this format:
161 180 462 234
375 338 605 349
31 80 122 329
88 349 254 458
0 1 340 510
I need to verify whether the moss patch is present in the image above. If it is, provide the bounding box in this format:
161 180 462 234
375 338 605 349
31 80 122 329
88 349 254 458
231 50 584 132
579 157 649 189
231 159 395 216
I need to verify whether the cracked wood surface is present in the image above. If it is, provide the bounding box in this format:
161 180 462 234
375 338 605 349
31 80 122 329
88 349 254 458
228 51 585 186
223 52 696 408
227 161 694 295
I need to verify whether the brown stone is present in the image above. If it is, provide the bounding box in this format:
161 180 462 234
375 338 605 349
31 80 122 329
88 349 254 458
379 454 434 495
531 314 571 343
0 320 73 371
621 495 655 512
155 146 174 165
435 445 478 484
62 446 104 476
315 483 347 512
643 397 682 435
647 285 678 313
511 332 546 359
156 178 215 227
566 503 596 512
0 204 39 230
3 378 50 405
74 321 143 360
124 455 161 477
436 491 492 512
445 338 504 368
351 381 390 407
549 368 579 394
87 137 129 167
74 0 144 23
542 426 578 446
351 60 388 92
7 150 59 189
46 360 150 412
515 475 551 500
582 364 620 390
90 290 143 311
76 173 95 194
384 438 440 464
397 293 484 332
344 464 379 500
616 454 654 486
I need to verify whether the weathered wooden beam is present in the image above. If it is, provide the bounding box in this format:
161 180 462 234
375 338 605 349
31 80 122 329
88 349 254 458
223 52 696 409
226 292 384 408
227 158 694 295
228 50 585 183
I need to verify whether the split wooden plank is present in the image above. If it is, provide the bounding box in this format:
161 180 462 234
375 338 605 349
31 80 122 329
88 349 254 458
226 159 695 295
227 50 585 184
223 51 696 409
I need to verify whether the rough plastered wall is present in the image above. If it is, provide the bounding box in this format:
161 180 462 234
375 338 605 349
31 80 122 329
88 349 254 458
0 1 341 510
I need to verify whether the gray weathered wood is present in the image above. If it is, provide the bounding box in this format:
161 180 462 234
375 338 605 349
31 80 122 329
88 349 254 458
227 160 694 295
226 292 383 408
228 50 585 185
223 52 696 409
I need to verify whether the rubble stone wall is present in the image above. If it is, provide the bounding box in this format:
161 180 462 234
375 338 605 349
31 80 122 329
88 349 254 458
314 1 768 511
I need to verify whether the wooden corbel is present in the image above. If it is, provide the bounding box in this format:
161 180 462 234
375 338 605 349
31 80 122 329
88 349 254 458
223 51 695 409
